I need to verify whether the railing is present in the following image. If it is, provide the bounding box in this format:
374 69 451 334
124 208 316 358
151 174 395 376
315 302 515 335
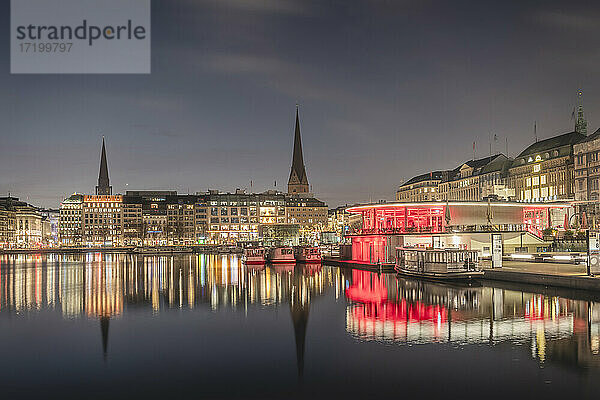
353 224 531 236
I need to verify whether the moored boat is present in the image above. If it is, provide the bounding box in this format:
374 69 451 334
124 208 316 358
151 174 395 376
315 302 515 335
267 246 295 263
294 246 322 263
395 247 483 281
243 248 267 265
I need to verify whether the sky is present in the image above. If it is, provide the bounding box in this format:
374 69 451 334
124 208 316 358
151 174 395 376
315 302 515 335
1 0 600 208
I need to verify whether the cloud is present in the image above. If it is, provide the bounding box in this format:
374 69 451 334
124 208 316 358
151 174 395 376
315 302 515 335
534 11 600 32
201 53 384 111
185 0 308 15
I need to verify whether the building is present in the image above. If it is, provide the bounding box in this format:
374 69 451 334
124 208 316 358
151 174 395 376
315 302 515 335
438 154 513 201
574 127 600 229
57 112 329 247
397 155 513 202
60 139 123 247
345 201 570 264
0 199 16 249
59 194 83 246
396 171 445 202
328 205 363 239
0 196 51 248
508 131 585 202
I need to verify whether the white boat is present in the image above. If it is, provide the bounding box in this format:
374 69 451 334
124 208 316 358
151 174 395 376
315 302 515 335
294 246 322 263
267 247 295 263
243 248 267 265
395 247 483 281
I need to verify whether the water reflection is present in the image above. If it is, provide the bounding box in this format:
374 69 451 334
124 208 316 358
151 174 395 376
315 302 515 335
2 253 600 374
345 269 600 368
0 253 344 375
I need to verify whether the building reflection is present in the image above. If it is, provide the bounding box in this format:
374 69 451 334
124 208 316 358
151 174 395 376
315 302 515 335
345 269 600 368
0 253 344 370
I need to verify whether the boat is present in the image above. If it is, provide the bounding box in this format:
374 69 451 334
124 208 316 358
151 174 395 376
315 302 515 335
267 246 295 263
243 247 267 265
294 246 322 263
395 247 483 281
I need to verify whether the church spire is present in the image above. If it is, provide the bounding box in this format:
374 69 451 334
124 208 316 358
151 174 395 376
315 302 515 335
288 106 309 194
96 137 112 195
575 90 588 135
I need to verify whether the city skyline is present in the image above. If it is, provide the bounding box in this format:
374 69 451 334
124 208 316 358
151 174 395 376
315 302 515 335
2 1 600 209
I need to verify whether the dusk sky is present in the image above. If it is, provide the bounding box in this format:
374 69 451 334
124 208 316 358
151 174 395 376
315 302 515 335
1 0 600 208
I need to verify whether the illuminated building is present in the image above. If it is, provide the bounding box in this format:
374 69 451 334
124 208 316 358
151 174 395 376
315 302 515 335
327 205 363 239
81 194 123 246
14 203 44 247
397 155 513 202
59 140 124 247
285 196 327 229
59 194 83 246
204 189 285 244
508 131 585 202
122 191 206 246
0 197 52 248
345 201 570 263
0 201 16 249
574 127 600 229
396 171 446 202
438 154 513 201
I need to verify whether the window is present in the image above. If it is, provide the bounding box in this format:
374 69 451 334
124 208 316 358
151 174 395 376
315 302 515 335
541 175 546 185
526 177 531 186
221 208 228 216
532 176 539 186
533 164 540 173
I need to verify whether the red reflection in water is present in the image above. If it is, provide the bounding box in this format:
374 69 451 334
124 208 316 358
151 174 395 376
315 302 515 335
345 270 448 324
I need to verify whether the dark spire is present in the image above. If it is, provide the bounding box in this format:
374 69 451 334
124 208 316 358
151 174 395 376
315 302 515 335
288 106 309 194
575 91 587 135
100 317 109 361
290 266 310 378
96 137 112 195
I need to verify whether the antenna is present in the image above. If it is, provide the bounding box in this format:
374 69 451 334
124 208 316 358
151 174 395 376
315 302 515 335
505 137 508 157
534 121 538 143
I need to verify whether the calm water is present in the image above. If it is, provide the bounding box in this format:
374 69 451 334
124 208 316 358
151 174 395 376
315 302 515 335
1 254 600 399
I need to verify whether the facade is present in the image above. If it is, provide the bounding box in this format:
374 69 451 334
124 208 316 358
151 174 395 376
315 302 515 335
345 201 570 263
438 155 513 201
396 171 445 202
508 131 585 202
15 204 44 247
81 194 123 246
397 155 513 202
328 205 364 238
59 194 83 246
56 110 330 247
0 197 52 248
574 128 600 229
0 202 16 249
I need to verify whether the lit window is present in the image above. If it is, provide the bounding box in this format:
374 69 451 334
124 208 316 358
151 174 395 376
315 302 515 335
533 164 540 173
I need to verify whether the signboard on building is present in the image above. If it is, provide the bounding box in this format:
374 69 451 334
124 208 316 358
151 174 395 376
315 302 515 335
491 233 502 269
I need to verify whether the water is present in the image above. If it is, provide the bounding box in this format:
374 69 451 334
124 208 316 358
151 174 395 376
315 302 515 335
1 253 600 399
